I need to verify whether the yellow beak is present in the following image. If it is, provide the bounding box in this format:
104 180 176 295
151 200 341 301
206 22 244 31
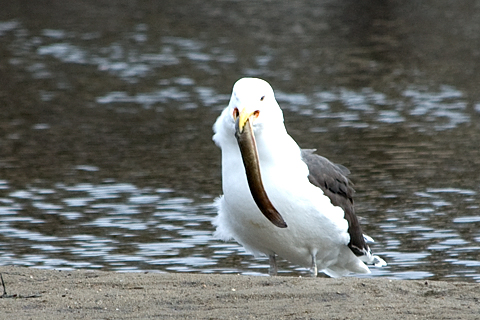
236 108 257 134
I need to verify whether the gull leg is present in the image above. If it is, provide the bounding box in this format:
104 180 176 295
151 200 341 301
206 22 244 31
269 254 277 276
310 253 318 277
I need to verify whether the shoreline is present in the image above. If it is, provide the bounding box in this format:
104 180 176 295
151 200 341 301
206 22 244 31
1 266 478 319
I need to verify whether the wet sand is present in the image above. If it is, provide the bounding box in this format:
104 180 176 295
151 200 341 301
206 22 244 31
1 266 478 319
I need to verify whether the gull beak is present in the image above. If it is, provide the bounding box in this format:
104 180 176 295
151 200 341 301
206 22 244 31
234 108 287 228
235 107 254 134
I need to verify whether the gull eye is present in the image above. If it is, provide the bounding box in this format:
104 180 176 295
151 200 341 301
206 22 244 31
260 96 265 101
233 107 239 119
253 110 260 119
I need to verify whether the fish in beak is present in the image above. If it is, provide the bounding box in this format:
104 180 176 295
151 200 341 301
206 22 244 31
234 108 288 228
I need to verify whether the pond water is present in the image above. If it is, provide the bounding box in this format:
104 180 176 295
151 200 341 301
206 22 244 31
1 1 480 282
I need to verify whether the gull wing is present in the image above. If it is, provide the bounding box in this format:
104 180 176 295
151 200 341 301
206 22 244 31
301 149 369 257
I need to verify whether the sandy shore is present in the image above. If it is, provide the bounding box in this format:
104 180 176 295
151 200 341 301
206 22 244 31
0 266 478 319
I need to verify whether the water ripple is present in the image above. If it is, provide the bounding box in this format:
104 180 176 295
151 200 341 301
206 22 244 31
1 175 476 280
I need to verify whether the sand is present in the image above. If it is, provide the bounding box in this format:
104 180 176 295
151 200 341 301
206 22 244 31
0 266 478 319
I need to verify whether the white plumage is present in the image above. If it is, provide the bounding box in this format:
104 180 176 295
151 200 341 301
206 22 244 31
213 77 386 277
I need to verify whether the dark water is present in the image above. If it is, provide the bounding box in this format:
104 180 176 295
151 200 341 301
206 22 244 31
1 1 480 281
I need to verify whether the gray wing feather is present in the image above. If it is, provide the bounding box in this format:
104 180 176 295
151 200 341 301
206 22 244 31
301 149 369 257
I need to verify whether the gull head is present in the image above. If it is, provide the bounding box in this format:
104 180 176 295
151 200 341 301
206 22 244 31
227 78 284 135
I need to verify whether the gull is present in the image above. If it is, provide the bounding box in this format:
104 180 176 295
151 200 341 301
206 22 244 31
213 77 386 277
